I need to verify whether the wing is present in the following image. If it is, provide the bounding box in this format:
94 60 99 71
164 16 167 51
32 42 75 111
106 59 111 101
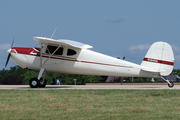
33 37 93 49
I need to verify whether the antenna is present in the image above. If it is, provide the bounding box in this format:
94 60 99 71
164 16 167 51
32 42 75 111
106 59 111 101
50 28 57 39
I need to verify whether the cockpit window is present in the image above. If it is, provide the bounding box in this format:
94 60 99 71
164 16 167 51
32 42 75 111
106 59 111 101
67 49 76 56
46 45 63 55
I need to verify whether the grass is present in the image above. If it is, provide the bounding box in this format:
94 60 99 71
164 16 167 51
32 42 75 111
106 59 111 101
0 89 180 120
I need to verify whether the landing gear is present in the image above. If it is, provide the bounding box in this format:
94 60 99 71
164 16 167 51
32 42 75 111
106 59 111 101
161 76 174 88
39 78 47 88
52 78 56 85
29 67 47 88
168 80 174 88
29 77 46 88
51 78 61 85
29 78 39 88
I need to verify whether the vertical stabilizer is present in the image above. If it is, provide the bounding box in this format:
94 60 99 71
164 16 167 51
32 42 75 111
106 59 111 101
141 42 174 76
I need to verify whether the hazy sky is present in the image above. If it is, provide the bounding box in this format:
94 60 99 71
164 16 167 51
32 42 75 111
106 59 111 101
1 0 180 70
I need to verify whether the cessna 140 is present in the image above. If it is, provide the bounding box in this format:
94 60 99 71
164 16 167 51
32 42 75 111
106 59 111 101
5 37 174 88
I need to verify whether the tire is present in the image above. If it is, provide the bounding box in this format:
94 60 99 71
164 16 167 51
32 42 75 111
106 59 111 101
168 80 174 88
29 78 39 88
39 79 47 88
52 78 55 85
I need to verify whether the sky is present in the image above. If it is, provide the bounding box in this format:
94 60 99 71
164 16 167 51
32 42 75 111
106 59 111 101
0 0 180 70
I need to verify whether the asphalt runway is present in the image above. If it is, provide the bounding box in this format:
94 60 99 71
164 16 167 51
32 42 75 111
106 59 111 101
0 85 180 90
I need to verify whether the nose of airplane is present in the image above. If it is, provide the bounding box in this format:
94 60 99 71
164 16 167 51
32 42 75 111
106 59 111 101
7 49 11 54
7 47 28 68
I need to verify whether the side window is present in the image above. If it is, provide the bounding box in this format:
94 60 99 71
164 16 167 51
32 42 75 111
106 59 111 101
67 49 76 56
46 45 63 55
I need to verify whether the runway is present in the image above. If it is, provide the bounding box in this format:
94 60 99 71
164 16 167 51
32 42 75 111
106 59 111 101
0 85 180 90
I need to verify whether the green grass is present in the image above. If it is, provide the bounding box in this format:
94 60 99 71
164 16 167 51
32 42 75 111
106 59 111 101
0 89 180 120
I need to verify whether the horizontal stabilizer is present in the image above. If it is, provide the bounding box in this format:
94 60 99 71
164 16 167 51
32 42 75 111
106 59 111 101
141 67 160 73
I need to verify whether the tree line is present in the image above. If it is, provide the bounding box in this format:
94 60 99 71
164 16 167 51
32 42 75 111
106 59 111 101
0 66 103 85
0 65 180 85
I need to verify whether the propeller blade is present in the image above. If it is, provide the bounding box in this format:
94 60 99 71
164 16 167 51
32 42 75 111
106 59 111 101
11 39 14 49
5 39 14 68
5 53 11 68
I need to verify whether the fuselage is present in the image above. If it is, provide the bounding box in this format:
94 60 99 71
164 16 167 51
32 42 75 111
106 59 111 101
8 46 159 78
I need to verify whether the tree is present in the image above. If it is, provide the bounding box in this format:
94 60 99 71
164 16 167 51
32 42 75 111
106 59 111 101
171 69 180 76
0 66 27 85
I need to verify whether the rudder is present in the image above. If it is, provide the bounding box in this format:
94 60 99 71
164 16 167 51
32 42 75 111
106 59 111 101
141 42 174 76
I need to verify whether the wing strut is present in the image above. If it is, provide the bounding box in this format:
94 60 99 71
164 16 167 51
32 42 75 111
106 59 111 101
38 43 62 81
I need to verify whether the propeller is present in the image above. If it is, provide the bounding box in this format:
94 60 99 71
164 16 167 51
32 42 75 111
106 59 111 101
5 39 14 68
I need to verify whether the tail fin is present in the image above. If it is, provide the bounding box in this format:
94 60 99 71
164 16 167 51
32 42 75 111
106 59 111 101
141 42 174 76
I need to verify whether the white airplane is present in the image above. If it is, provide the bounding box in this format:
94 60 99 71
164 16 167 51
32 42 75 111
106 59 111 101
5 37 175 88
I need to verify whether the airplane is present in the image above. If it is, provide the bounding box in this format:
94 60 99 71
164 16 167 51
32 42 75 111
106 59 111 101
5 37 175 88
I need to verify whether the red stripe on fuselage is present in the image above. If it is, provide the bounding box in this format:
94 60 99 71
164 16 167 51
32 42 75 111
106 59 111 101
12 47 133 68
143 58 174 66
80 60 133 68
12 47 33 54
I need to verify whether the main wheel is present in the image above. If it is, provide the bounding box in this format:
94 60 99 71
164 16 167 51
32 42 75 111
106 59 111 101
52 78 56 85
168 80 174 88
39 78 47 88
29 78 39 88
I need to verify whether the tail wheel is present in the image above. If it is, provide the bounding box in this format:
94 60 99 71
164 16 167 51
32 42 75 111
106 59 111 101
29 78 39 88
168 80 174 88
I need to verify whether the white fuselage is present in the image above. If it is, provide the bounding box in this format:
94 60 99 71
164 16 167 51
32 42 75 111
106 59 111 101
9 46 159 78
